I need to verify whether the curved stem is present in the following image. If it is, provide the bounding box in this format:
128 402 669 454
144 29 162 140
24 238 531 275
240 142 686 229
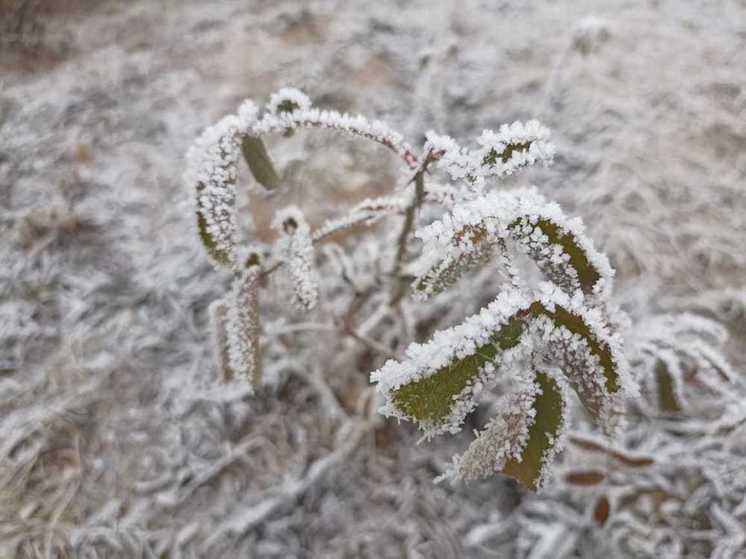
250 110 419 170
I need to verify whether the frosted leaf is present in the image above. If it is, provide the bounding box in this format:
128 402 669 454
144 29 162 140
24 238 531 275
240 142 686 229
451 371 568 489
424 120 555 189
371 285 633 439
447 377 536 482
226 264 261 388
412 188 614 300
273 206 319 311
628 313 737 414
186 115 245 268
475 120 556 176
371 288 534 437
249 103 417 169
312 194 407 242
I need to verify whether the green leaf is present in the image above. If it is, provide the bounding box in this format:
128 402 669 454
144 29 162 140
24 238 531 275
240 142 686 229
509 218 601 295
241 136 280 190
533 219 601 295
529 302 619 394
391 317 525 423
502 372 564 489
413 246 493 296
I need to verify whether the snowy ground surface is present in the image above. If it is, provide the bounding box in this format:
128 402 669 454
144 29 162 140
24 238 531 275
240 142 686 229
1 1 745 557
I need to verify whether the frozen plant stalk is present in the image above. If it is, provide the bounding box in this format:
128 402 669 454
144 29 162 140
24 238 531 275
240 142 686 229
226 258 262 388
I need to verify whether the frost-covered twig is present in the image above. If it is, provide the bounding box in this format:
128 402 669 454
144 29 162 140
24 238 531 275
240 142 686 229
390 149 437 300
225 261 262 388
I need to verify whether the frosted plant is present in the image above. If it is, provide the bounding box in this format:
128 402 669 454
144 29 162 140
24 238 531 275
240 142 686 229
464 309 745 558
627 313 736 415
186 87 636 490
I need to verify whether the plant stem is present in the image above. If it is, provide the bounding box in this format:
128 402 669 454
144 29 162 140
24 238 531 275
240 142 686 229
390 151 433 305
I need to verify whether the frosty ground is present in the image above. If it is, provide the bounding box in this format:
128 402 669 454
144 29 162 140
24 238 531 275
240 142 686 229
1 0 745 557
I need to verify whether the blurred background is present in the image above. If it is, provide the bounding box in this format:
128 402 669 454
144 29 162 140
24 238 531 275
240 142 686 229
1 1 745 557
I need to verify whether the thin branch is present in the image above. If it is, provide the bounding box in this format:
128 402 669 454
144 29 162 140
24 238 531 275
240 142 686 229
389 151 436 305
347 329 396 360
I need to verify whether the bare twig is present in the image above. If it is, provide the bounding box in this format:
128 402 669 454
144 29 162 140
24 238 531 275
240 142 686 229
389 151 436 305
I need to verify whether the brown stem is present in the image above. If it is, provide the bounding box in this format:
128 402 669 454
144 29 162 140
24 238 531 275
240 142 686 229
389 151 436 305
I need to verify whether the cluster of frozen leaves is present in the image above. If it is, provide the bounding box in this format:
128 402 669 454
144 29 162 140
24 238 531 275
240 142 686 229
187 87 639 490
628 313 737 415
186 88 423 384
424 121 555 197
372 277 634 488
367 121 633 488
469 310 746 559
410 187 614 300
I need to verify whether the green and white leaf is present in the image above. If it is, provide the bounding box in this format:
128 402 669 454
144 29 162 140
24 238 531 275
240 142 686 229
372 285 632 440
412 188 614 300
241 135 280 190
187 115 244 268
452 372 567 489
